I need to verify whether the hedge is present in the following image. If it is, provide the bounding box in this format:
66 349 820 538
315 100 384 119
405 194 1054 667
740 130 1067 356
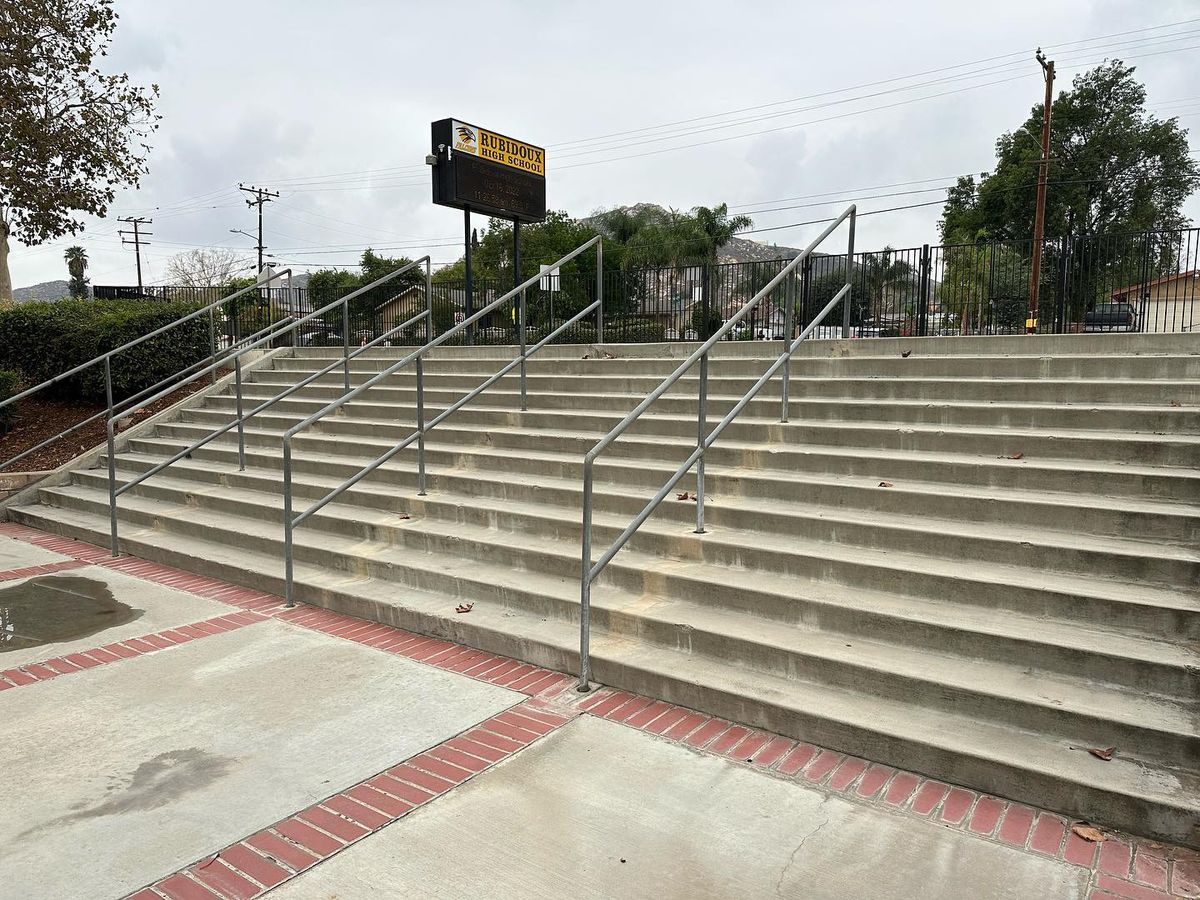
0 369 17 428
0 299 212 406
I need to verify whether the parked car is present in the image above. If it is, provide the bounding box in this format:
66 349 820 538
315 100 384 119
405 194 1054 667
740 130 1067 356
296 326 343 347
1083 302 1138 332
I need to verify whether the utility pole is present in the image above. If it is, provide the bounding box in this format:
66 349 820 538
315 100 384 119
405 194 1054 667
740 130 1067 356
1028 49 1055 332
117 216 153 291
238 183 279 273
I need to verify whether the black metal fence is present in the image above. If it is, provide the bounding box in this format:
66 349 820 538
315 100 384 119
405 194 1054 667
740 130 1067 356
96 226 1199 345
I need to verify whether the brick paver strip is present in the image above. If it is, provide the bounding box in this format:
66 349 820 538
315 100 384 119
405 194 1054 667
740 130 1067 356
4 522 1196 900
128 699 577 899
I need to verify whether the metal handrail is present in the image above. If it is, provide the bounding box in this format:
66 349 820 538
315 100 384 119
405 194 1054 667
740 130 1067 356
0 315 292 473
280 235 604 606
105 257 432 554
575 206 857 690
0 269 292 471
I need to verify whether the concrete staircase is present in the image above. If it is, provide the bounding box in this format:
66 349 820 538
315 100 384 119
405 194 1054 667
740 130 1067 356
8 333 1199 847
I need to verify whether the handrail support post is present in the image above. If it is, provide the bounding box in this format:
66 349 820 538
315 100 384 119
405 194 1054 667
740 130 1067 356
208 309 218 384
781 265 795 423
107 419 119 556
519 288 528 411
342 300 351 394
234 354 246 471
596 240 604 344
695 351 708 534
842 208 857 338
415 355 427 496
283 439 295 607
578 462 594 692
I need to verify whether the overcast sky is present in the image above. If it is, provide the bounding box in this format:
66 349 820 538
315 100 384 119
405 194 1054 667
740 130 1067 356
10 0 1200 289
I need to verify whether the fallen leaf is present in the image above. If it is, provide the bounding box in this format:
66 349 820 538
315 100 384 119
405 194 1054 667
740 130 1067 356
1087 746 1116 761
455 603 473 614
1070 823 1106 843
901 350 912 358
999 452 1024 460
397 513 411 520
1170 400 1182 407
676 491 692 501
878 481 894 488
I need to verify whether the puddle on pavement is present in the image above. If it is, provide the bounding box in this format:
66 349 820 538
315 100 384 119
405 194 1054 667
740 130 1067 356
0 575 143 652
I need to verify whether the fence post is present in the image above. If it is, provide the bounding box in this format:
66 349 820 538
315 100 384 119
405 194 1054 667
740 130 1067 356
1055 237 1071 334
918 244 932 336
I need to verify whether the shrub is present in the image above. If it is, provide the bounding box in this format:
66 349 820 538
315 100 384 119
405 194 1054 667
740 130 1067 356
606 317 666 343
0 369 18 430
0 299 211 405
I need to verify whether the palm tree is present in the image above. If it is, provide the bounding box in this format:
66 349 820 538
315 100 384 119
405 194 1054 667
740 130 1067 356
64 246 88 299
691 204 752 337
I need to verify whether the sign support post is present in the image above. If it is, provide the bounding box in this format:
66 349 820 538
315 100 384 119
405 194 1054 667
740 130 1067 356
464 208 473 345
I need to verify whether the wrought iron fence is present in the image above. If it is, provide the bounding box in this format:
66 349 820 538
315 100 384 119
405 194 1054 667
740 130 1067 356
95 226 1200 344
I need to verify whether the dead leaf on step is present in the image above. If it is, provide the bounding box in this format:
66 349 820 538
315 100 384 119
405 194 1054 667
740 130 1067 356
1169 400 1182 407
397 513 411 520
999 452 1024 460
676 491 693 501
878 481 894 488
1087 746 1117 761
901 350 912 358
455 603 473 614
1070 823 1106 843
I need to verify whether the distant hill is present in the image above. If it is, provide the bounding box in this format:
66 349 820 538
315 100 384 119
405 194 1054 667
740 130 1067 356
13 280 69 302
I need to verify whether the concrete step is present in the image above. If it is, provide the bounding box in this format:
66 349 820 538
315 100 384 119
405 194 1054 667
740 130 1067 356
120 432 1200 546
81 455 1200 648
11 495 1199 848
208 388 1200 434
148 415 1200 511
102 430 1200 591
172 400 1200 468
270 350 1200 380
241 370 1200 410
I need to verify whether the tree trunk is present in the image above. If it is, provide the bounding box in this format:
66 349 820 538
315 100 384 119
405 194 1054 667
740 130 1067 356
0 219 13 306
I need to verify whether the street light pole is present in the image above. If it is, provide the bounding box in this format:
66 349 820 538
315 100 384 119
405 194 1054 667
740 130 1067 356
1029 49 1055 332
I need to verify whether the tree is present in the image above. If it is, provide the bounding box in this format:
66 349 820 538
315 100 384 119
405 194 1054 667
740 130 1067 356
858 247 914 321
941 61 1199 243
165 248 247 288
0 0 161 303
690 204 752 337
64 246 88 298
307 249 421 333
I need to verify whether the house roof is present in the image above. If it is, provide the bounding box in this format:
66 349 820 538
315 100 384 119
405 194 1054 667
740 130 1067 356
1111 270 1198 298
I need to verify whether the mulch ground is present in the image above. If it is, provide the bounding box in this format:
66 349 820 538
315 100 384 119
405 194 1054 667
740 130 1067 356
0 381 208 473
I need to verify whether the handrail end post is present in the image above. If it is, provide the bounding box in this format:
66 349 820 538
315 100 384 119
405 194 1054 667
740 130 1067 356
107 419 119 557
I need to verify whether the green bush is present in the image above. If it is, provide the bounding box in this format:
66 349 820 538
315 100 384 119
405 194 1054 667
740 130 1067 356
0 369 18 429
0 299 211 405
606 317 666 343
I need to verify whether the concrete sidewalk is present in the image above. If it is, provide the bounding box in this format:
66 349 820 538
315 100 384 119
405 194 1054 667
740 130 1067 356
0 524 1194 900
267 715 1088 899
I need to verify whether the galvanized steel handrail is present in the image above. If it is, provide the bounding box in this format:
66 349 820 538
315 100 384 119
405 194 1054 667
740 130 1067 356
280 236 604 606
0 269 292 472
575 206 857 690
105 258 432 555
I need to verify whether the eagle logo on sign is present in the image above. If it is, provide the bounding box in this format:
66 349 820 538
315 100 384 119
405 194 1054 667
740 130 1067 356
454 125 477 154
